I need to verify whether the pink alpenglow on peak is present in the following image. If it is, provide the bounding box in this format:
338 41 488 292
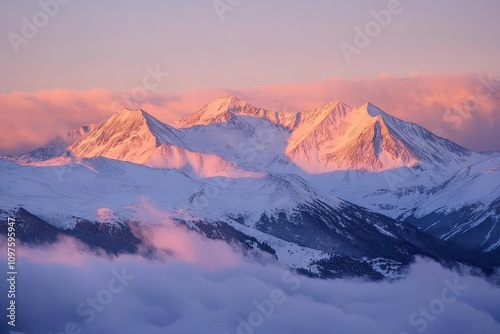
178 94 265 127
284 101 472 173
19 95 477 176
67 107 261 178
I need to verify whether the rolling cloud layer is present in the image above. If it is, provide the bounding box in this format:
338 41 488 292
1 221 499 334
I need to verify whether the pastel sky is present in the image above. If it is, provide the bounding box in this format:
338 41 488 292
0 1 499 155
1 0 499 93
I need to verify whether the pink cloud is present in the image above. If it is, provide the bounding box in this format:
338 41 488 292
0 73 498 155
15 235 95 266
133 197 244 269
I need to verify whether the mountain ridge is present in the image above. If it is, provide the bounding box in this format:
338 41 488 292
11 94 500 260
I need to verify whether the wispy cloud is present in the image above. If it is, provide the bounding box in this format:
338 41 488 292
0 73 498 156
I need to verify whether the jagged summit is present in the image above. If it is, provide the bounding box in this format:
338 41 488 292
218 93 239 100
21 98 475 174
360 102 385 117
65 106 258 178
113 107 156 122
178 94 263 127
286 101 472 172
68 107 184 162
177 94 302 130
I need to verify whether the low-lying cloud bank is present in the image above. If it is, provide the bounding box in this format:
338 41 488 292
1 225 499 334
1 72 499 155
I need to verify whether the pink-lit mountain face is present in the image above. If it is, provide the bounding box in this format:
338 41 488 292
69 107 186 161
4 95 500 278
67 107 260 178
175 95 473 173
285 101 473 173
23 95 475 175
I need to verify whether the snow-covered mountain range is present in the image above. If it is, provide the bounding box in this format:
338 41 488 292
2 95 499 278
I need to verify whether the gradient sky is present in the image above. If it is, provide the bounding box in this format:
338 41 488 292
1 0 500 93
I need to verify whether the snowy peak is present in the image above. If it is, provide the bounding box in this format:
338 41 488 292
355 103 473 166
68 108 184 162
21 97 476 176
286 101 473 172
109 108 180 142
362 102 386 117
218 93 240 103
287 101 351 150
105 107 153 129
179 94 268 127
66 107 258 178
177 96 473 173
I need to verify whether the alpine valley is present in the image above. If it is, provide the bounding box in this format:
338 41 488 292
2 95 499 279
